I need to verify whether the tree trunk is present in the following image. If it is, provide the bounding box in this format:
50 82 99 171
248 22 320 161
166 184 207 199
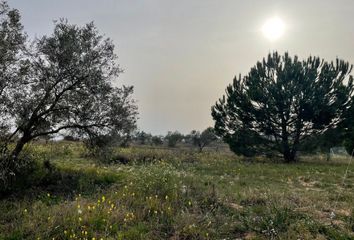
198 143 204 153
11 135 30 161
283 150 296 163
280 117 293 162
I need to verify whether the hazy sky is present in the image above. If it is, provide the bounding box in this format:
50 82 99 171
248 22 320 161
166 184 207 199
9 0 354 135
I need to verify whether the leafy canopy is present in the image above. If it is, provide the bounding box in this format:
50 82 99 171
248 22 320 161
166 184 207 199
189 127 217 152
0 2 137 166
212 52 354 162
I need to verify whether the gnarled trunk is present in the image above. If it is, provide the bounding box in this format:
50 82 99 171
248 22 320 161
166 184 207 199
11 133 31 161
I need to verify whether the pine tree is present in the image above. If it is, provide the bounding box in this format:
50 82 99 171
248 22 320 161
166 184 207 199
212 52 354 162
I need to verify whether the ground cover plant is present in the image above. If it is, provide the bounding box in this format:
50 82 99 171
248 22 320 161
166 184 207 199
0 142 353 239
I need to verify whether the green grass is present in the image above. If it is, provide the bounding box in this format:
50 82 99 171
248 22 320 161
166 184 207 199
0 142 354 239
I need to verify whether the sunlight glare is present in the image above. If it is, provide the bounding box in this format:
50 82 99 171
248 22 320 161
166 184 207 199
262 17 285 41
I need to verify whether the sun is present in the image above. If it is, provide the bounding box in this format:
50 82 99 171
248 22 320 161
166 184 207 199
262 17 285 41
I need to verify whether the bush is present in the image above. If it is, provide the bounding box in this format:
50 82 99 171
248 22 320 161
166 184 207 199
63 135 78 141
151 136 164 146
0 149 53 194
165 131 183 148
84 135 116 162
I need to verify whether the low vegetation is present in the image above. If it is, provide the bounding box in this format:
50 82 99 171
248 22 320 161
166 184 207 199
1 141 353 239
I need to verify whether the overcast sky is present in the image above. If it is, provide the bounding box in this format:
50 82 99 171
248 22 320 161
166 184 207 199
9 0 354 135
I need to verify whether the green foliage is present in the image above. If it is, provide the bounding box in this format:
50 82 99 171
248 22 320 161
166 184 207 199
344 138 354 156
0 2 137 163
189 127 217 152
341 105 354 155
1 143 354 239
165 131 183 147
212 52 354 162
299 128 346 154
84 134 115 160
151 136 164 146
63 135 78 141
0 149 51 194
135 131 152 145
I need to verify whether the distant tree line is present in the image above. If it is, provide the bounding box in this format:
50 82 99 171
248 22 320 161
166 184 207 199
59 126 219 152
114 128 218 151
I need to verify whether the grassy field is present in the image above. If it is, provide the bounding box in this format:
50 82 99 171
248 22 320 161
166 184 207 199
0 142 354 239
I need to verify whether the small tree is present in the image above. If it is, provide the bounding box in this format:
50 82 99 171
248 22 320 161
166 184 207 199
190 127 217 152
166 131 183 148
212 52 354 162
151 135 163 146
135 131 152 145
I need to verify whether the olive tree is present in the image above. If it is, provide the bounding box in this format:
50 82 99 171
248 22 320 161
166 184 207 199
189 127 217 152
212 52 354 162
166 131 183 147
0 3 137 174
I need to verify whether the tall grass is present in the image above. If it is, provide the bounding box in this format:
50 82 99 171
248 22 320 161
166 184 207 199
0 142 353 239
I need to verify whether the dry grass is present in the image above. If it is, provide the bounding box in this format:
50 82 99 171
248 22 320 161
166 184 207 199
0 142 353 239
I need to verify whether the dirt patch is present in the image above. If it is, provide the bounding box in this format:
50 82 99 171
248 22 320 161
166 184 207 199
228 202 244 210
296 176 325 192
244 232 257 239
336 208 352 217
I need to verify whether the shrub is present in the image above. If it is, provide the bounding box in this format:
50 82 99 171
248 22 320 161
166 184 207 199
0 149 52 194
